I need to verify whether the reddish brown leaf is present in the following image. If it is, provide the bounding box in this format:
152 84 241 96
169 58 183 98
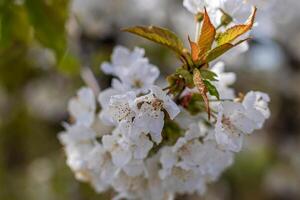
188 36 200 62
193 69 211 120
197 8 216 59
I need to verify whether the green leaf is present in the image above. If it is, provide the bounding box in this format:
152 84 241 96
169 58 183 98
206 43 234 62
200 69 218 81
176 68 194 88
57 52 81 75
166 74 186 96
217 7 257 46
186 93 206 115
0 3 32 48
162 120 184 145
206 38 250 62
203 80 220 100
24 0 69 59
123 26 184 56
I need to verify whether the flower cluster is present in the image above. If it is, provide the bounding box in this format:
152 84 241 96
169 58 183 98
59 1 271 199
183 0 255 25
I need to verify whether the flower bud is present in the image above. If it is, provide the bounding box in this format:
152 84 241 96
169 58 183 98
220 9 233 26
195 12 204 23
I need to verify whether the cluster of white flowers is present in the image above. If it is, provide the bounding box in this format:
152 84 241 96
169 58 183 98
59 1 271 199
59 45 270 199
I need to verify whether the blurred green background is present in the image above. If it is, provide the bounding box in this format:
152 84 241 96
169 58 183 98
0 0 300 200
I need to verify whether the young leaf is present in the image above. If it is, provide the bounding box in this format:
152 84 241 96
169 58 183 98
193 69 211 119
197 8 216 57
206 43 234 62
176 68 194 88
205 38 250 62
200 69 218 81
203 80 220 100
188 36 200 62
123 26 184 56
217 7 257 46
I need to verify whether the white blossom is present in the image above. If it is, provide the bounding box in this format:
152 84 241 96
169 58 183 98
183 0 220 15
133 86 180 144
101 46 159 94
159 123 234 195
58 124 96 181
60 41 271 199
183 0 253 26
106 91 136 126
211 62 237 99
243 91 271 129
85 144 117 192
217 0 252 24
102 128 152 176
215 101 259 152
68 87 96 127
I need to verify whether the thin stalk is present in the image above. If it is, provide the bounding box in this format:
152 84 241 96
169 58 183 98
208 98 234 102
195 22 201 41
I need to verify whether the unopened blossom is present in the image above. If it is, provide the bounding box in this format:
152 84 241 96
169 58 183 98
68 87 96 127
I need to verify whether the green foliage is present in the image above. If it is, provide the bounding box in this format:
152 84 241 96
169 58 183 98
175 68 194 88
24 0 69 59
185 93 206 115
161 120 184 145
206 43 235 62
0 0 79 79
203 80 220 100
166 74 185 96
57 52 81 75
200 69 218 81
0 2 32 48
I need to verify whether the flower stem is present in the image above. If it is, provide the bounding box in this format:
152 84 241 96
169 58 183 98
195 22 201 41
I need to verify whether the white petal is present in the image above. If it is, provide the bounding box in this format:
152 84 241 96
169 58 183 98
123 160 145 177
68 87 96 126
111 146 132 168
